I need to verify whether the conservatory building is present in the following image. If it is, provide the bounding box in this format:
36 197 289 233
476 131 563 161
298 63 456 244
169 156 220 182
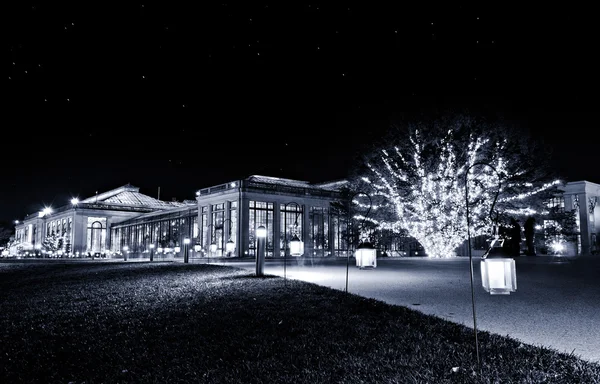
108 175 360 261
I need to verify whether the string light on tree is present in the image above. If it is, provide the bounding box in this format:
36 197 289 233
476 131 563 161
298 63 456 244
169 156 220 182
357 116 561 259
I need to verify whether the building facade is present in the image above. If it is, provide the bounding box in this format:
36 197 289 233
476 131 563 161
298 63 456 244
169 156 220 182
9 177 600 259
560 180 600 255
12 184 185 257
109 175 356 260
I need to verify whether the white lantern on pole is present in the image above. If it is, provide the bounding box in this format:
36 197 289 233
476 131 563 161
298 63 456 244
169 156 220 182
355 240 376 269
289 234 303 256
209 242 217 253
480 238 517 295
481 258 517 295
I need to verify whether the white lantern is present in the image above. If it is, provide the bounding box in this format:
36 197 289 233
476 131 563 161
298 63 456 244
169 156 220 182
210 242 217 253
174 246 181 253
225 239 235 253
256 225 267 238
355 241 376 269
183 238 191 245
193 244 201 252
289 234 303 257
481 258 517 295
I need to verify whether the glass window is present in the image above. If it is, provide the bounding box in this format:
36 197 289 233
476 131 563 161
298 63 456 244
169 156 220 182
228 203 237 254
310 207 329 257
211 204 225 256
86 219 106 254
546 197 565 213
280 203 303 257
249 200 274 257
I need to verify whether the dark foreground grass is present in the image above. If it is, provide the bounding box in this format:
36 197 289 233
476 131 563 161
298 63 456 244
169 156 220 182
1 262 599 384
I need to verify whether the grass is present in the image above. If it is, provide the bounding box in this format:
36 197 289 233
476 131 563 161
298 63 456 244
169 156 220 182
1 261 599 384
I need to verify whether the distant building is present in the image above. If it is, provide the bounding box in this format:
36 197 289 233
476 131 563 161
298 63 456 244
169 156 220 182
11 184 185 257
559 180 600 255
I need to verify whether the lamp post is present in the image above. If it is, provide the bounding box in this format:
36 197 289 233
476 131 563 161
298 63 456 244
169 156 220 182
346 192 375 294
282 202 304 286
221 218 236 257
256 225 267 276
464 161 502 374
123 245 129 261
149 243 155 262
183 238 191 263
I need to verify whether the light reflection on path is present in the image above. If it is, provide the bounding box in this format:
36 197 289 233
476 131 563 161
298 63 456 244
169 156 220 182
217 256 600 364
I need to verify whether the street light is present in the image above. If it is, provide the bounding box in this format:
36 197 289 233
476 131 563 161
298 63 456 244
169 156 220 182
123 245 129 261
282 202 304 285
149 243 155 262
256 225 267 277
346 192 375 294
183 237 191 263
464 161 504 374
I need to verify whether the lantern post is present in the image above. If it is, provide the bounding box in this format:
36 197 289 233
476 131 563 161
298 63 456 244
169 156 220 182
465 161 503 374
183 238 191 263
345 192 375 294
149 243 155 262
256 225 267 277
282 202 304 286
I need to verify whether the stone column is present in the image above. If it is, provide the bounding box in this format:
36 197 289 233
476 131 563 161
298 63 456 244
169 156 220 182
273 203 280 258
240 196 250 257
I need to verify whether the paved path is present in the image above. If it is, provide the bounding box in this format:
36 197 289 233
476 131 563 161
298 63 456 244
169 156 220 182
216 256 600 364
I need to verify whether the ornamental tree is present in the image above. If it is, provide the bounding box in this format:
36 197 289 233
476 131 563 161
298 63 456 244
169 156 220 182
350 114 560 258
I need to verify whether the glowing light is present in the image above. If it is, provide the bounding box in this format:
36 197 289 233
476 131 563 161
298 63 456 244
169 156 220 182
355 241 376 268
71 198 79 205
551 241 565 253
481 258 517 295
256 226 267 238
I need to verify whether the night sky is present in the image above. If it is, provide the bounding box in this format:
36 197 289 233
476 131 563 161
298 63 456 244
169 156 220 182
3 2 597 223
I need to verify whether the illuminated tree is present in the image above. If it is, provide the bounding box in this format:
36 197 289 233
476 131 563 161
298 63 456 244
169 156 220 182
351 114 560 258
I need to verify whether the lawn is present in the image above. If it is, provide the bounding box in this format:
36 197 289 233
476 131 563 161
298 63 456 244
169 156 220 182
1 261 599 383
